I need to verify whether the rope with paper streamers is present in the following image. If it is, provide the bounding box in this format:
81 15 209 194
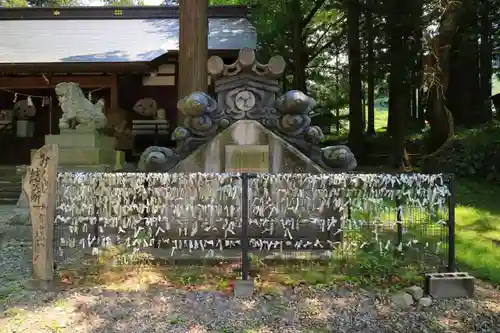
0 87 107 108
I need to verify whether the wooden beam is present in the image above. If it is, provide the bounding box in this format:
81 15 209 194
0 75 115 89
178 0 208 102
0 5 251 20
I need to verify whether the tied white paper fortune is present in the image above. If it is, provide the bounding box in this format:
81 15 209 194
54 172 451 258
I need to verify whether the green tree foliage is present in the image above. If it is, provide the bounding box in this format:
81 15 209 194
208 0 347 116
0 0 81 6
5 0 500 167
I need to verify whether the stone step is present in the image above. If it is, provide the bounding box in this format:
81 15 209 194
0 188 21 195
0 197 18 205
0 180 22 186
0 175 21 180
0 169 20 176
0 166 27 205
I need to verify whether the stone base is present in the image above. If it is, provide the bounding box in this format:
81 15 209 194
32 148 116 165
58 164 116 172
45 131 116 149
30 132 124 168
233 279 254 298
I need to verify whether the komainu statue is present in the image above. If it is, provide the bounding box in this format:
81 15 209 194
138 146 179 172
55 82 107 131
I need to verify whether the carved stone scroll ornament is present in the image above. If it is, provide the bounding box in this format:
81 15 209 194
55 82 107 131
172 92 223 153
275 90 319 138
138 146 179 172
319 145 357 171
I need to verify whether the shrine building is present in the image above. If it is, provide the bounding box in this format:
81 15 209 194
0 5 256 165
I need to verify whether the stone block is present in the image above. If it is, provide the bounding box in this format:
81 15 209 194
418 297 433 307
392 292 414 308
45 132 116 149
58 148 115 165
425 272 475 299
57 165 115 172
115 151 125 170
406 285 423 301
233 279 254 298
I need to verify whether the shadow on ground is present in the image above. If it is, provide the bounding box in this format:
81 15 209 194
1 263 500 333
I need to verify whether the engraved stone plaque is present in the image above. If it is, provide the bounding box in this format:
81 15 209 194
225 145 269 172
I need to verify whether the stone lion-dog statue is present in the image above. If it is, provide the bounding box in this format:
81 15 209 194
55 82 107 131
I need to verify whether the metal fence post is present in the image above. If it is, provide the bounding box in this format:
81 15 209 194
395 195 403 250
447 174 456 272
240 173 250 280
93 180 100 249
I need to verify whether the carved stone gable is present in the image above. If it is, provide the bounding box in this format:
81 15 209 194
140 48 357 172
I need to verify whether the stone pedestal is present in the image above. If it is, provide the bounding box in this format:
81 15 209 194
31 131 124 172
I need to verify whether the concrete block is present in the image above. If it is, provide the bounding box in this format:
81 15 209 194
233 279 254 298
425 272 474 299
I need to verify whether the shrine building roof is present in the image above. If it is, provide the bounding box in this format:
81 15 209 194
0 6 256 66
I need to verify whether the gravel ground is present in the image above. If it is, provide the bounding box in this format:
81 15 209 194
1 283 500 333
1 206 500 333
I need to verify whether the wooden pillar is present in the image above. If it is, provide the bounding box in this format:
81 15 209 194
178 0 208 121
23 144 58 285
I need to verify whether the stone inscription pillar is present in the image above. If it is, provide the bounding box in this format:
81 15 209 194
23 144 59 283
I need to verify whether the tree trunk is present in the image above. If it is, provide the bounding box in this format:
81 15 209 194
411 3 425 130
178 0 208 122
387 0 410 169
426 1 458 151
291 0 308 92
347 0 364 156
366 0 375 136
480 0 493 120
446 0 482 126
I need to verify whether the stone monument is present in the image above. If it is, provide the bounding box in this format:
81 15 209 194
31 82 124 171
24 144 58 284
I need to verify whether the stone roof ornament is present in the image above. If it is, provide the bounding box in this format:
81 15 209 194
140 48 357 172
207 47 286 79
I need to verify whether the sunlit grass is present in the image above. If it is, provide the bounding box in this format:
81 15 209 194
323 107 388 141
492 76 500 95
454 179 500 283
